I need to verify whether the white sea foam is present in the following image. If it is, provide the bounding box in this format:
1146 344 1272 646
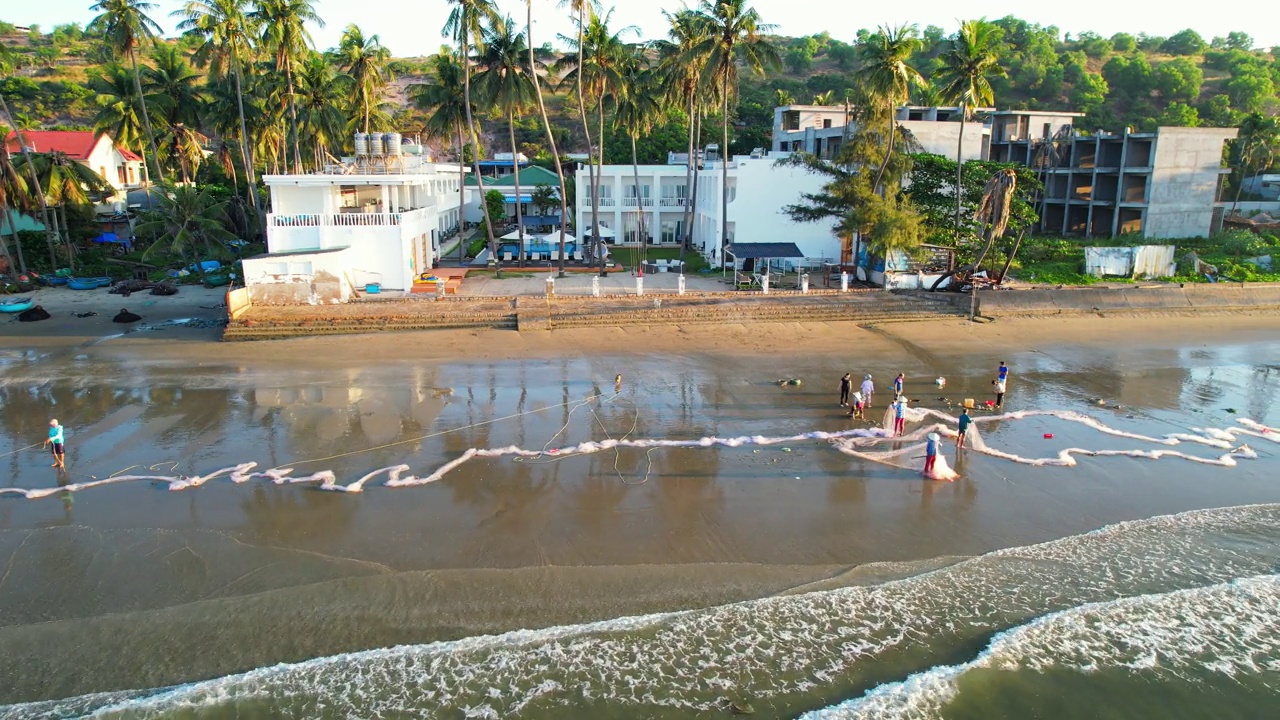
7 504 1280 719
805 574 1280 719
0 412 1267 501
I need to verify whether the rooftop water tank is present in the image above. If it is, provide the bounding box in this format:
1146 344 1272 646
354 132 369 156
402 142 423 156
369 132 384 155
384 132 401 155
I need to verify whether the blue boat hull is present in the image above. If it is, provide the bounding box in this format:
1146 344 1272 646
0 299 34 313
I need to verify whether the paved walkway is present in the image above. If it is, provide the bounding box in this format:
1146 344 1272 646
456 270 732 296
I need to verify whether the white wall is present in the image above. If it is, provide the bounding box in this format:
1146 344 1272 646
901 120 988 160
243 248 354 304
1146 127 1238 239
271 185 329 214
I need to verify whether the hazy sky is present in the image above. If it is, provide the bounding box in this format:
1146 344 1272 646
15 0 1278 57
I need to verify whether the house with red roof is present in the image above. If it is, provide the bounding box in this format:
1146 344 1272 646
4 130 146 196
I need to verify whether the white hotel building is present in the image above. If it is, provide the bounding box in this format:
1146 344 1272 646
242 150 468 304
575 149 844 267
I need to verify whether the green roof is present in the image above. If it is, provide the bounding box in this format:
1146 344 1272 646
464 165 561 187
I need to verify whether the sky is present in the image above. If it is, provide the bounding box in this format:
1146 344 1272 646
13 0 1279 57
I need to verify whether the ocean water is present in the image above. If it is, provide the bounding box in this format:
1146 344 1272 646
0 339 1279 718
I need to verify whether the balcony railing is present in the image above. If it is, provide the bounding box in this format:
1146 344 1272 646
268 208 431 228
622 197 654 207
659 197 687 207
589 197 616 207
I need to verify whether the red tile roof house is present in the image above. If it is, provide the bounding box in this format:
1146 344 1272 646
4 130 147 199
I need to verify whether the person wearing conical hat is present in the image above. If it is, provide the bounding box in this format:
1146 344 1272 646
924 432 940 476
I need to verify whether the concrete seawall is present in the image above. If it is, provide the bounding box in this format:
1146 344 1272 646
977 283 1280 317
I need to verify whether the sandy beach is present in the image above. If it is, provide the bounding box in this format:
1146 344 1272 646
1 294 1278 717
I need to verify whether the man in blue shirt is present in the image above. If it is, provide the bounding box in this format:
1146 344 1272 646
956 408 972 449
893 397 907 436
998 361 1008 382
45 419 65 469
893 373 904 400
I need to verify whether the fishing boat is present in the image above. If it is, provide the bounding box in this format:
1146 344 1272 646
93 277 114 288
0 297 34 313
46 276 68 286
67 278 100 290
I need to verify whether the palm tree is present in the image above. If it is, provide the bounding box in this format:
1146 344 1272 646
558 10 637 268
411 51 471 263
0 143 28 273
159 122 206 183
0 95 60 269
15 151 114 269
294 52 350 169
88 62 152 176
89 0 165 184
557 0 600 267
773 88 794 106
443 0 502 269
935 19 1005 238
971 168 1017 271
337 24 393 135
175 0 262 224
613 47 661 271
692 0 780 261
477 17 538 266
811 90 836 105
526 0 571 277
134 184 236 265
856 24 923 194
655 8 712 255
252 0 323 172
145 44 206 179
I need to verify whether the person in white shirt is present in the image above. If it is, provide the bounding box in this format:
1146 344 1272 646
860 375 875 408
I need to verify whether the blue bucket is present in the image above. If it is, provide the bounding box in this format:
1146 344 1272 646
365 283 381 294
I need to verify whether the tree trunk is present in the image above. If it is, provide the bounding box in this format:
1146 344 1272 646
232 52 260 236
996 230 1026 284
461 26 498 269
574 4 599 272
872 102 895 196
631 133 646 276
509 113 525 267
0 203 18 275
59 204 76 272
285 61 302 173
595 100 605 270
955 105 966 238
720 87 730 260
129 48 165 184
3 202 28 274
46 205 61 270
527 0 569 277
0 94 59 272
680 89 695 255
456 121 467 263
688 108 702 260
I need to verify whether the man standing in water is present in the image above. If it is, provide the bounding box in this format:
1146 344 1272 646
861 374 875 408
993 377 1006 408
998 361 1009 383
956 408 972 449
839 373 852 406
45 419 65 469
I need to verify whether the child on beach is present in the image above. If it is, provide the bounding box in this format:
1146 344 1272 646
848 391 865 420
957 408 972 449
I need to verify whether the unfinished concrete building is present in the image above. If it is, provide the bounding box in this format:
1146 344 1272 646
772 104 991 161
990 111 1237 238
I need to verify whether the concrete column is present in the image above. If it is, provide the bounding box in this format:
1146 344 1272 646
379 185 390 214
840 272 849 291
677 275 686 295
761 274 770 294
635 276 644 296
801 273 810 293
591 276 601 297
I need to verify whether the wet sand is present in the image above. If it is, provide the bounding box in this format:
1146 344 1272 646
0 311 1278 705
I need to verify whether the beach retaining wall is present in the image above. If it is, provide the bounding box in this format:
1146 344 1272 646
977 283 1280 317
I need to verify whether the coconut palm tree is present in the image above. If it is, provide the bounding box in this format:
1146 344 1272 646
691 0 780 260
443 0 502 268
613 47 661 271
971 168 1017 271
856 24 922 194
935 19 1005 238
14 151 114 269
558 10 637 267
337 24 393 136
0 143 27 273
557 0 601 266
811 90 836 105
134 183 236 265
175 0 261 223
89 0 165 184
655 8 712 255
526 0 571 277
477 17 538 266
252 0 323 172
411 51 472 262
0 95 60 269
159 122 206 183
294 52 350 169
88 62 152 174
145 45 206 179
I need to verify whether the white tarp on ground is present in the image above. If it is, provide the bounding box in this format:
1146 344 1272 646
1085 245 1176 279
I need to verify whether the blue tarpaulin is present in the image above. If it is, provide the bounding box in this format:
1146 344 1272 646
91 232 131 248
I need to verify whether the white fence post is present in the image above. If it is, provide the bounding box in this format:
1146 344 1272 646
636 276 644 296
591 276 601 297
761 274 770 294
840 272 849 292
677 275 686 295
801 273 810 293
545 276 555 296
